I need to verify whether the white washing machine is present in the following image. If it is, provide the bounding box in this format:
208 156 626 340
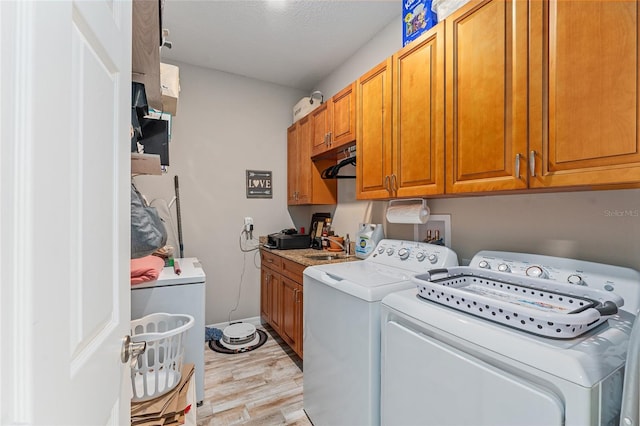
303 239 459 426
131 257 206 404
381 251 640 426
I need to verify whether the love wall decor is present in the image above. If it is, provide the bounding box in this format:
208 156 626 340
246 170 272 199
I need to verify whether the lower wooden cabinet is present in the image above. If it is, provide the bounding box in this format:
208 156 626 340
280 276 303 357
260 250 304 358
260 265 281 333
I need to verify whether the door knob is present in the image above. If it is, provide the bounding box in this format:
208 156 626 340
121 335 146 365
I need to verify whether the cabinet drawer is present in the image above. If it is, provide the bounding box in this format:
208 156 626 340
261 250 282 272
281 258 306 283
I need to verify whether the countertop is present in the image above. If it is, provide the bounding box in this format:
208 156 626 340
259 237 360 267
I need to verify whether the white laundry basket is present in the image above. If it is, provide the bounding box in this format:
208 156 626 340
130 312 194 402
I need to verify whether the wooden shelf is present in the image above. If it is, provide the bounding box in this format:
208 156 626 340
131 153 161 175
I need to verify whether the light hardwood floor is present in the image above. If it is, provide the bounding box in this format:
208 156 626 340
197 324 312 426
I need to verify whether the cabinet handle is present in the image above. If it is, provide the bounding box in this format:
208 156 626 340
515 153 521 179
529 150 536 177
384 175 390 191
328 131 332 146
391 174 398 192
324 133 329 147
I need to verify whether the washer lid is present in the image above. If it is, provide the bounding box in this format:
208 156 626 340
382 288 635 387
304 261 416 302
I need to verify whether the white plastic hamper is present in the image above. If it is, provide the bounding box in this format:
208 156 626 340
130 312 194 401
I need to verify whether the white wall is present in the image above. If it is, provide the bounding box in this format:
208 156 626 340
134 61 305 324
314 15 640 272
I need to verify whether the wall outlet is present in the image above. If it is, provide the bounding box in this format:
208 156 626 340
244 217 253 232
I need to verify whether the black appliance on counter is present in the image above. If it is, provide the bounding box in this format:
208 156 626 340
265 233 310 250
310 212 331 250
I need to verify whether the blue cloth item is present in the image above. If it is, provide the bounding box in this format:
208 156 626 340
205 327 223 342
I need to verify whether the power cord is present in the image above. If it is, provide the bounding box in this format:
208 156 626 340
228 226 260 324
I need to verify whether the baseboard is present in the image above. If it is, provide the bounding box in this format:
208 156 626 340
207 316 262 330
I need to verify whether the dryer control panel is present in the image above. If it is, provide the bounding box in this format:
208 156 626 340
368 239 459 274
470 250 640 315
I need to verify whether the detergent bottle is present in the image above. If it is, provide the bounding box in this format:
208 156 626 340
355 223 384 259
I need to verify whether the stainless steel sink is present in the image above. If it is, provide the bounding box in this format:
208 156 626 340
305 253 349 261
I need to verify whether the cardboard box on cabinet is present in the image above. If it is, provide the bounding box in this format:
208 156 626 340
160 62 180 116
402 0 437 46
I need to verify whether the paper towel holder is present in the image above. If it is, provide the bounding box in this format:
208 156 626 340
386 198 430 224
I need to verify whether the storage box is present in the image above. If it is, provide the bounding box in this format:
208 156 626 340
293 96 321 123
131 153 162 175
431 0 471 21
403 0 438 46
160 62 180 116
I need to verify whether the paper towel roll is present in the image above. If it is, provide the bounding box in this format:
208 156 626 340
386 201 430 224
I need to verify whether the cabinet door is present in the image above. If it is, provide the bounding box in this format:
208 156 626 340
269 271 282 332
310 103 330 157
357 58 394 199
393 24 445 197
296 116 312 204
288 117 337 205
281 277 299 351
445 0 528 193
329 82 356 149
286 123 299 205
260 267 270 322
529 0 640 187
295 285 303 358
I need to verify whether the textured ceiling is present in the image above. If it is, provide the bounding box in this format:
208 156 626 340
160 0 400 91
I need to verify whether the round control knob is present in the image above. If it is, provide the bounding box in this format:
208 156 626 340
497 263 511 273
377 246 385 254
567 274 585 286
428 254 438 264
526 265 547 279
386 248 395 256
398 248 410 260
416 252 426 262
478 260 491 269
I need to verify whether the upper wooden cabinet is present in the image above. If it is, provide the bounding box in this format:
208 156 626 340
393 25 445 197
529 0 640 188
445 0 528 194
447 0 640 193
356 58 393 199
311 83 357 158
132 0 162 111
287 118 337 205
357 23 445 200
287 118 311 205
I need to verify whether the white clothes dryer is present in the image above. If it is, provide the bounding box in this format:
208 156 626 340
380 251 640 426
131 258 206 404
303 239 459 426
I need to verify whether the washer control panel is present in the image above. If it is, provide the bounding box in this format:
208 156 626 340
369 239 459 272
470 250 640 314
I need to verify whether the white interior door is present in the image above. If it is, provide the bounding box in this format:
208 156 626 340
1 1 132 424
